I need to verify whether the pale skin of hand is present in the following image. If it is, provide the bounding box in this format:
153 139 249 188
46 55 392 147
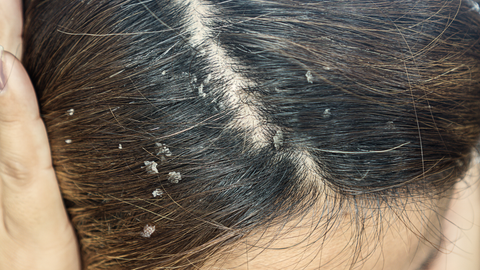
0 0 81 269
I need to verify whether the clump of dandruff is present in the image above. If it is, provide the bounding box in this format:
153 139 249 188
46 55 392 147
140 224 155 238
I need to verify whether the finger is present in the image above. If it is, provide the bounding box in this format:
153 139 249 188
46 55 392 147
0 48 70 242
0 0 23 58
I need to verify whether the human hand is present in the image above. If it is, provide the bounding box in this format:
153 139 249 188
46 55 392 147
0 0 22 57
0 1 81 269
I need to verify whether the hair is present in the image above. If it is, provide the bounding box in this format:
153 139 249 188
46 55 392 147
22 0 480 269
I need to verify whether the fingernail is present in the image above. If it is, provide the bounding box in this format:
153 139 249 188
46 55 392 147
0 45 5 90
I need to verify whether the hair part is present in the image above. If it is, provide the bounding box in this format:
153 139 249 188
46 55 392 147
23 0 480 269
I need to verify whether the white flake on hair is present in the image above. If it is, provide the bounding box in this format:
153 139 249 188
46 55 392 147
198 83 206 98
305 70 314 83
168 171 182 183
204 74 212 85
155 143 172 157
273 130 283 150
143 161 159 174
140 224 155 238
118 144 123 149
162 70 166 75
65 139 73 144
323 109 331 119
152 188 163 197
66 108 75 116
386 121 395 130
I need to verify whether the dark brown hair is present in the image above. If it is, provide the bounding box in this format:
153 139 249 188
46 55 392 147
23 0 480 269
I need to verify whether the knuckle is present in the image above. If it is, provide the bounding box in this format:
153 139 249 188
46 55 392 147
0 157 33 186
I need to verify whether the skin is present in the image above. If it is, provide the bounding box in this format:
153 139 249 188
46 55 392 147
429 165 480 270
0 1 478 269
206 168 480 270
0 0 21 56
0 1 81 269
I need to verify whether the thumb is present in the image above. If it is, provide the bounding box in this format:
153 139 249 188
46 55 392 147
0 46 52 179
0 46 80 270
0 46 61 223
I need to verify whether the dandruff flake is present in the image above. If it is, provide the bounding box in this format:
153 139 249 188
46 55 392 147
168 171 181 183
273 130 284 150
323 108 331 118
140 224 155 238
66 108 75 116
143 161 159 174
198 83 206 98
204 74 212 85
386 121 395 130
305 70 314 84
152 188 163 197
155 143 172 157
65 139 72 144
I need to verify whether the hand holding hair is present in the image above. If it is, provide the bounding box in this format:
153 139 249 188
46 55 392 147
0 1 81 269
